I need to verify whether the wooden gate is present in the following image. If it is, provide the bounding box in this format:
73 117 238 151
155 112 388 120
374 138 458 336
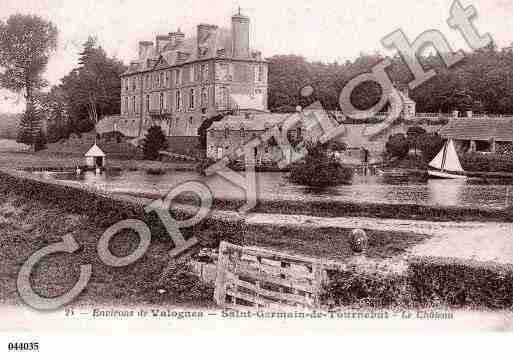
214 241 325 310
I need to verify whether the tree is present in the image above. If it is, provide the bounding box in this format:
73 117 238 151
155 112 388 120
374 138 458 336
289 140 353 187
17 105 43 149
419 133 444 163
35 88 70 143
142 125 167 160
51 36 126 136
0 14 58 149
385 133 409 159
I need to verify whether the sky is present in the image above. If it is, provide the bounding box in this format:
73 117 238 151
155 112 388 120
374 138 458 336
0 0 512 113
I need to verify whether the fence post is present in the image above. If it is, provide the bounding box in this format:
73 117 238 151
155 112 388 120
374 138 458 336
214 241 229 306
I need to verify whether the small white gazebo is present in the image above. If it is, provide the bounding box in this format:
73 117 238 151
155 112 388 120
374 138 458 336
84 143 106 168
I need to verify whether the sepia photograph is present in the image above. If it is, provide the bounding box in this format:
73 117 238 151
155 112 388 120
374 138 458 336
1 0 513 354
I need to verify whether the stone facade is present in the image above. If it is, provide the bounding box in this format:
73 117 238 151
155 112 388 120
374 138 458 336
118 11 268 139
206 111 339 164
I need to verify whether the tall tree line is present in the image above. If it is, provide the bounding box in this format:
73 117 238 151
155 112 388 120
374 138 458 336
266 44 513 115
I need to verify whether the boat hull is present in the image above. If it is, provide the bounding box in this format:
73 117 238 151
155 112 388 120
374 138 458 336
428 170 467 180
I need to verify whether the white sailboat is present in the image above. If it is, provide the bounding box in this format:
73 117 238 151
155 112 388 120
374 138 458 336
428 139 467 179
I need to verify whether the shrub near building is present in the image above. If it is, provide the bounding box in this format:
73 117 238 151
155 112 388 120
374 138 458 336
142 125 168 160
289 141 353 187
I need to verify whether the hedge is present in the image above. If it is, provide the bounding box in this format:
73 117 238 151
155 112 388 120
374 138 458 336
408 256 513 309
165 195 513 223
0 170 245 249
323 256 513 309
461 153 513 173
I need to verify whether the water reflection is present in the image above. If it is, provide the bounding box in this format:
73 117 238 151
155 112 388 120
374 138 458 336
428 179 465 207
32 170 513 209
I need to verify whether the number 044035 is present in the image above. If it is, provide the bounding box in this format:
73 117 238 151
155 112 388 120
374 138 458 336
8 342 39 351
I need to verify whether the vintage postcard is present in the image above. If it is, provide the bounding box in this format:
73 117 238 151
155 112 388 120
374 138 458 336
1 0 513 355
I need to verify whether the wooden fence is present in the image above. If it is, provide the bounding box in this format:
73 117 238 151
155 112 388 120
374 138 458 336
214 241 326 310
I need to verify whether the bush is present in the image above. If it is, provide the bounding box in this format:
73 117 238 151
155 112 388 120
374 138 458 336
146 168 166 175
385 133 409 160
418 133 444 164
289 141 353 187
142 126 168 160
461 153 513 173
408 256 513 309
322 256 513 309
323 269 412 308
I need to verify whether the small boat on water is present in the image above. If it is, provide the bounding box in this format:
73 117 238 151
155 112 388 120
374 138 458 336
428 139 467 179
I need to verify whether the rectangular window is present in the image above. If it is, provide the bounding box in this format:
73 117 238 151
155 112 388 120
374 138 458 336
201 87 208 108
202 64 209 82
258 64 264 82
190 66 194 83
189 89 195 110
176 90 181 111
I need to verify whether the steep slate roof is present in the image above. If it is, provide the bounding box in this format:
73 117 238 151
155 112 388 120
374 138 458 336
439 118 513 141
123 27 261 76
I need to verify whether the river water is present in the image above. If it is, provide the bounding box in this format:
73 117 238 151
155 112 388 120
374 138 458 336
30 169 513 210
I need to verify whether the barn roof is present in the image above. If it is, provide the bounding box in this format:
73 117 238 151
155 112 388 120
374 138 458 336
439 118 513 141
208 113 297 131
208 110 339 132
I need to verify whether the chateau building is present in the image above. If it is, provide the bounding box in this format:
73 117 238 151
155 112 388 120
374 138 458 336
118 10 268 138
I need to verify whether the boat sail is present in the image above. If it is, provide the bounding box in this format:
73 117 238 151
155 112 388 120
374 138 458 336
428 139 467 179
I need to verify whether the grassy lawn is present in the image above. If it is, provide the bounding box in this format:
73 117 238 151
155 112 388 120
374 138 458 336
243 223 427 261
0 151 197 172
0 191 214 308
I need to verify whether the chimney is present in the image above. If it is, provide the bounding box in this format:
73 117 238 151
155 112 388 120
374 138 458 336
138 41 154 60
156 35 171 53
174 28 185 47
168 32 177 48
231 9 250 58
197 24 218 57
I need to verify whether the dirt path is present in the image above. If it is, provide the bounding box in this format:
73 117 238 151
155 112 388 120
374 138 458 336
246 213 513 263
